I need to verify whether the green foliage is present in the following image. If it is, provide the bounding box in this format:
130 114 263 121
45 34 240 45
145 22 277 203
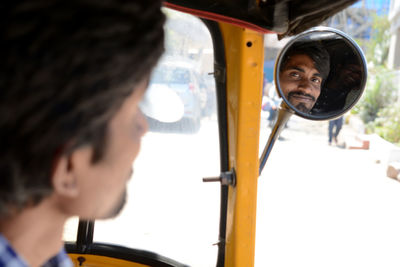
366 14 391 66
356 66 398 123
356 66 400 144
371 103 400 145
351 14 392 120
352 12 400 145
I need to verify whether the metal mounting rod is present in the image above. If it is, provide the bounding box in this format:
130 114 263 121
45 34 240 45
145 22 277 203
203 169 236 186
259 102 294 176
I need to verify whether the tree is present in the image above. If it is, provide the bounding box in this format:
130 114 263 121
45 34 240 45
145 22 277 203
365 14 391 66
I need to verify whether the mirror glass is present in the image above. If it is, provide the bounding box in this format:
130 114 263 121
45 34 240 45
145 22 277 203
276 27 367 120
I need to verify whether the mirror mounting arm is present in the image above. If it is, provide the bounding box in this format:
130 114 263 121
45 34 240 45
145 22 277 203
259 102 294 176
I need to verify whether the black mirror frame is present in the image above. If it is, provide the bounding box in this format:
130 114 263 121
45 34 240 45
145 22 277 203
274 26 368 121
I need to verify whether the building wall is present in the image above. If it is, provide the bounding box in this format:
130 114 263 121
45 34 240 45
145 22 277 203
388 0 400 68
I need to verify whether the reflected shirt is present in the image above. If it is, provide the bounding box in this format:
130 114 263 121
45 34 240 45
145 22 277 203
0 234 72 267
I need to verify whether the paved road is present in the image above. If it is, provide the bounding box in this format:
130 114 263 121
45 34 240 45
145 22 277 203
256 115 400 267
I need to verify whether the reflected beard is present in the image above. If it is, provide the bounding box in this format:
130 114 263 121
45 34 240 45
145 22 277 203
294 103 311 113
287 91 315 113
104 190 127 219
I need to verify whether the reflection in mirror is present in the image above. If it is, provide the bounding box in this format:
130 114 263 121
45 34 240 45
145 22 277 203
260 27 367 175
279 42 330 113
276 28 367 120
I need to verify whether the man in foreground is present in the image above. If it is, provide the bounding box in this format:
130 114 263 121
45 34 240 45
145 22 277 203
279 42 330 113
0 1 165 266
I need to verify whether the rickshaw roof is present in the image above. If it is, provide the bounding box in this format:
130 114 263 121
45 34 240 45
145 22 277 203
164 0 359 38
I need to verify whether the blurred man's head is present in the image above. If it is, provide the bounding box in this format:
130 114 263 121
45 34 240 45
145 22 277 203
0 0 165 219
279 42 330 113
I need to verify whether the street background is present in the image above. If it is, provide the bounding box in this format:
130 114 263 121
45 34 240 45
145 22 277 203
256 115 400 267
63 115 400 267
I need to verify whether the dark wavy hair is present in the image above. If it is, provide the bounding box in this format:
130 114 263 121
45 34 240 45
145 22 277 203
0 0 165 217
280 41 330 81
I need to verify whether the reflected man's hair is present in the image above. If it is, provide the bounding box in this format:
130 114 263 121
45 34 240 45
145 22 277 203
0 0 165 217
280 41 330 81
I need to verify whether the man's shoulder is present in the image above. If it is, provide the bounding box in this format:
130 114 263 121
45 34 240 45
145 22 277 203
42 249 73 267
0 234 72 267
0 234 29 267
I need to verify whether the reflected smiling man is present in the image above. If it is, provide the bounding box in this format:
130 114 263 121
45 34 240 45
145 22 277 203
0 1 164 266
279 42 330 113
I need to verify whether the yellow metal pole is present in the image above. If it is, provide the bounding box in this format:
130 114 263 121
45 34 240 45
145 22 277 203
219 23 264 267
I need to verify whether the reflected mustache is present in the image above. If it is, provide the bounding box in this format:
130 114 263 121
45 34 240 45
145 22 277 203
288 91 315 102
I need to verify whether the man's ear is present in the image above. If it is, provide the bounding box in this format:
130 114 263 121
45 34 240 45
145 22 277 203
52 155 79 198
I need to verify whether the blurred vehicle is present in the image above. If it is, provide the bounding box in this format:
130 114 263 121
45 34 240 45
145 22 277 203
149 60 203 131
198 73 217 117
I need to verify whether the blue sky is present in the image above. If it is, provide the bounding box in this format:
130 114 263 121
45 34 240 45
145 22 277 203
352 0 391 15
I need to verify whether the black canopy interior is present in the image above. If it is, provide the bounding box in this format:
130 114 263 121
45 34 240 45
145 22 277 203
164 0 358 38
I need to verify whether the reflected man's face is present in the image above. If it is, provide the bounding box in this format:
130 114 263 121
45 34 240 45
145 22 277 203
279 54 323 113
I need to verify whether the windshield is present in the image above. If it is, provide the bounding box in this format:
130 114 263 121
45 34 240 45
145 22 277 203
63 8 220 266
152 66 191 84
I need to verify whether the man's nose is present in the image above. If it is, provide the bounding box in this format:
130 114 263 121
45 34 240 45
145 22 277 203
298 78 313 93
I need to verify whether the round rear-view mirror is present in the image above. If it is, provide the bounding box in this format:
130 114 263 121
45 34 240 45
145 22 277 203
260 27 367 175
275 27 367 120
